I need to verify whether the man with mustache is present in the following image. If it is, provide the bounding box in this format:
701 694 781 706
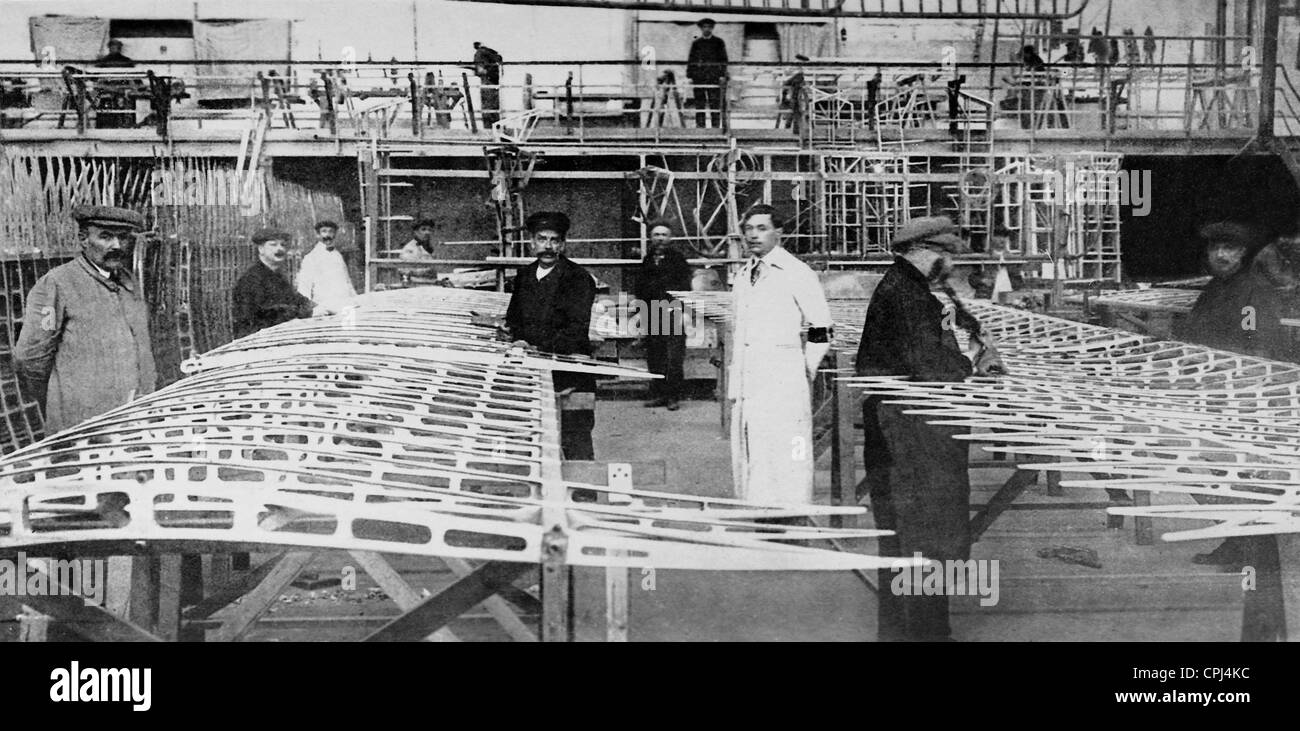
505 211 598 459
232 229 330 340
398 218 442 284
854 216 1000 641
14 205 157 434
729 204 833 504
634 220 693 411
296 220 357 313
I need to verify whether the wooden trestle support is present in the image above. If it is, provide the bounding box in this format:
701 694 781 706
0 286 913 642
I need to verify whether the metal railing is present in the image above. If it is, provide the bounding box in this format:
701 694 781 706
0 43 1283 146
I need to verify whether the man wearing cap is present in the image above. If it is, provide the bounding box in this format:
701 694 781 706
505 211 598 459
296 220 357 313
398 218 442 284
472 42 504 128
14 205 157 434
1172 222 1285 575
854 215 999 641
232 229 329 340
729 204 834 504
687 18 728 129
634 220 693 410
1173 222 1282 359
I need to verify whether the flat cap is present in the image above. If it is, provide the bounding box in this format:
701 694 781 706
892 216 968 254
1199 221 1263 250
525 211 570 236
697 17 716 26
251 228 292 245
72 205 143 231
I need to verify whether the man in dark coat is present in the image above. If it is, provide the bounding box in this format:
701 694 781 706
472 41 503 128
1172 222 1284 576
634 220 693 410
14 205 157 434
855 216 1001 642
232 229 327 340
687 18 728 129
506 211 598 459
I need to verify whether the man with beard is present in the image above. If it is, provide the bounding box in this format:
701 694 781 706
15 205 157 434
505 211 598 459
232 229 330 340
634 220 693 410
296 220 357 314
729 204 834 504
854 216 1002 641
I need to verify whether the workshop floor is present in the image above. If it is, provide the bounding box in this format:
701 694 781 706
235 388 1244 642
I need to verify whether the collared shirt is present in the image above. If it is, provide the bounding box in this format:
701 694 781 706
729 245 832 398
854 256 972 381
536 264 554 280
296 242 357 313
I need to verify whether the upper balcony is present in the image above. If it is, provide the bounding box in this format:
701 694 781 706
0 33 1292 158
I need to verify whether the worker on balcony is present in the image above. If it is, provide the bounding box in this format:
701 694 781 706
14 206 157 434
729 204 833 504
472 41 504 128
687 18 728 129
93 39 139 129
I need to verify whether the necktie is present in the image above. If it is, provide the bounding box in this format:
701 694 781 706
750 258 762 286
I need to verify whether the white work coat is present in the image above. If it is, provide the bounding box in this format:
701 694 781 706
729 245 832 504
296 242 357 312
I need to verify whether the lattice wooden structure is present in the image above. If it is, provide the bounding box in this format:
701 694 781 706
0 286 920 642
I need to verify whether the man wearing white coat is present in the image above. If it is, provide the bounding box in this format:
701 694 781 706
729 204 834 504
296 220 356 313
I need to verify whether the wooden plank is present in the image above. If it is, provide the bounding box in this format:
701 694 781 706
184 552 287 620
208 552 314 643
156 554 183 641
829 350 859 528
1279 533 1300 642
363 560 532 642
441 556 538 642
604 463 632 643
348 550 459 642
540 527 571 642
968 469 1040 541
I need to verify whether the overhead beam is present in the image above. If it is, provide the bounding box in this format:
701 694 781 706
443 0 1089 19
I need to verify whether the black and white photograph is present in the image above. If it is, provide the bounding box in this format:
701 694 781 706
0 0 1296 710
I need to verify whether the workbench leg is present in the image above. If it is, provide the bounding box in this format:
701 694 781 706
208 552 314 642
968 469 1039 541
604 464 631 642
541 525 572 642
348 550 459 642
1279 533 1300 642
157 554 183 641
829 350 858 529
16 606 49 642
1045 471 1063 497
1241 536 1285 642
1132 489 1153 546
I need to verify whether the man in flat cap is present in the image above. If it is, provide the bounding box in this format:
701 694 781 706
1173 222 1281 358
397 218 443 285
1171 222 1286 576
634 219 693 411
729 204 834 504
687 18 728 129
854 215 1000 641
232 229 329 340
505 211 598 459
14 205 157 434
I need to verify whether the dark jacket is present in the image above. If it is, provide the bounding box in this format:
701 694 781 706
855 256 972 381
14 256 157 434
634 246 693 305
506 256 597 392
1173 267 1286 359
232 260 315 340
687 36 729 83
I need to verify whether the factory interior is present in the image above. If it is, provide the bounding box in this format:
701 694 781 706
0 0 1298 653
